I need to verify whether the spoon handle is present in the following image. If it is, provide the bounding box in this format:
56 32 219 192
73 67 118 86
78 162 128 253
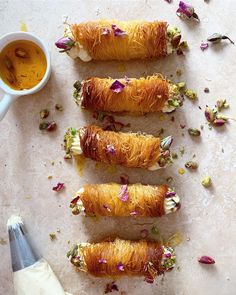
0 93 16 121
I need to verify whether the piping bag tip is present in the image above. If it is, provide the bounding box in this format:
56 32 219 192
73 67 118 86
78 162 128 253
7 215 23 229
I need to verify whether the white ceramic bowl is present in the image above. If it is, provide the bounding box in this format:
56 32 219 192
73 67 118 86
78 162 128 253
0 32 51 121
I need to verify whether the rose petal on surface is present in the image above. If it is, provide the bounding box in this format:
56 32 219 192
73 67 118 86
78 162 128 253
118 185 129 202
177 1 194 18
111 24 127 37
117 262 125 271
52 182 65 192
166 191 176 197
198 256 215 264
110 80 125 93
200 42 209 51
144 276 154 284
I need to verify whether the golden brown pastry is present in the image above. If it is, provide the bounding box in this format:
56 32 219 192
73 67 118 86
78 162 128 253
73 75 183 114
70 183 180 217
67 238 176 282
55 20 185 61
64 125 173 170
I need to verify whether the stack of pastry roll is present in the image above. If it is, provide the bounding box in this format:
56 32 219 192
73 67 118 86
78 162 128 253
67 238 176 282
70 183 180 217
55 20 184 61
73 75 183 114
64 125 173 170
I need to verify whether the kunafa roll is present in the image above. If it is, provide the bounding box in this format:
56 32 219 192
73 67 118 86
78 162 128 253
64 125 173 170
67 238 176 281
70 183 180 217
55 20 185 61
73 75 183 114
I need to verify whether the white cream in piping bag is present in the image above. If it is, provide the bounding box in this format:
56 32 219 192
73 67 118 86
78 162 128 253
8 215 72 295
13 259 72 295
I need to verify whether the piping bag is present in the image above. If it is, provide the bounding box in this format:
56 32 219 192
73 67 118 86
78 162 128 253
7 215 72 295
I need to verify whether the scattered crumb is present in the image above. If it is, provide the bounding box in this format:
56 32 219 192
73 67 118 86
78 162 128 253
186 237 191 241
48 175 53 179
178 168 185 175
51 161 55 166
204 87 210 93
179 147 185 156
159 114 165 121
68 240 70 244
25 195 32 200
49 233 56 241
56 228 61 233
176 69 182 76
0 238 7 245
20 22 27 32
166 176 173 183
55 104 63 111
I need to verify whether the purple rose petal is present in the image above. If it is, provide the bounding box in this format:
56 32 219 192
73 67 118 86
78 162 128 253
106 144 116 155
124 75 130 84
130 211 138 216
103 204 112 212
166 191 176 197
118 185 129 202
177 1 197 19
102 28 111 36
55 37 74 50
52 182 65 192
200 42 209 51
110 80 125 93
111 24 127 37
98 258 107 264
117 262 125 271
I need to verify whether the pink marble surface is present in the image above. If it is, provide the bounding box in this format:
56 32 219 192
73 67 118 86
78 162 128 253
0 1 236 294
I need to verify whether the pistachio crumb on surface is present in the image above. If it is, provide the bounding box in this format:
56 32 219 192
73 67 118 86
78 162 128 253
178 168 185 175
201 176 212 188
49 233 56 241
55 103 63 111
185 161 198 169
188 128 201 136
184 89 197 101
40 109 49 119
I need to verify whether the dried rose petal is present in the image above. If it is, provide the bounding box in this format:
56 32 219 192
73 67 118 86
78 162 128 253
52 182 65 192
102 28 111 36
46 121 57 131
106 144 116 155
177 1 199 20
55 37 74 50
198 256 215 264
117 262 125 271
104 282 119 293
110 80 125 93
70 195 80 208
103 204 111 212
200 42 209 51
118 185 129 202
111 25 127 37
165 0 172 2
130 211 138 216
120 174 129 185
144 276 154 284
166 191 176 197
98 258 107 264
140 229 149 238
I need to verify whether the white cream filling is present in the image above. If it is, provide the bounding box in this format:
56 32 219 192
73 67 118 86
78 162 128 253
164 194 180 214
70 135 83 155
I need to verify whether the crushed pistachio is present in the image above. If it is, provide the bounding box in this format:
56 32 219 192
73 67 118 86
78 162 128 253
40 109 49 119
48 175 53 179
151 226 159 235
184 89 197 101
178 168 185 175
0 238 7 245
55 103 63 111
49 233 56 240
176 69 182 76
185 161 198 169
179 147 185 156
172 152 178 159
216 99 229 111
176 81 186 90
188 128 201 136
166 176 174 183
201 176 212 188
